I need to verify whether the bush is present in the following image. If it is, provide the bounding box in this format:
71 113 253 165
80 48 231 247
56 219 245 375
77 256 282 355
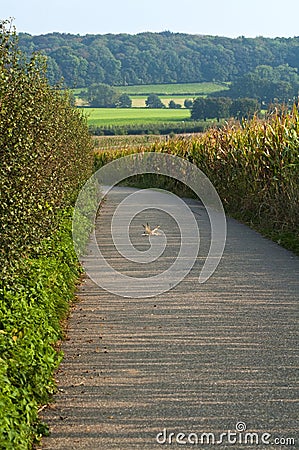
0 20 93 448
116 93 132 108
0 20 93 280
184 99 193 109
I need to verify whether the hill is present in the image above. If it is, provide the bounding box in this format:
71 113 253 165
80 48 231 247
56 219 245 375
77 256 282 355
18 31 299 88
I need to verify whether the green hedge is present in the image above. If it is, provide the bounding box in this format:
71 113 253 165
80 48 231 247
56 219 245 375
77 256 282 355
0 20 93 448
0 21 93 282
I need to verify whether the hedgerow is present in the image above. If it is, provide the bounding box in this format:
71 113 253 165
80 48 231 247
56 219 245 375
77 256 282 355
0 20 93 448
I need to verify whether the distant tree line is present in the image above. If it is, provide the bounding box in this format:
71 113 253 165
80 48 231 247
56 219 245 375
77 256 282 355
226 64 299 105
18 32 299 88
191 97 259 121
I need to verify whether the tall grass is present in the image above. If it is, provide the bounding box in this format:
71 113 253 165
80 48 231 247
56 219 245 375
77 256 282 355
95 109 299 254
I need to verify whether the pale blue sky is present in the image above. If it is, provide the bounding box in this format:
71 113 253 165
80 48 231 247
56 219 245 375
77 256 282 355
2 0 299 37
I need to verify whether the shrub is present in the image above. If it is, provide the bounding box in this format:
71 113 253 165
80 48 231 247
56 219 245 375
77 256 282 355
0 20 93 282
0 20 93 448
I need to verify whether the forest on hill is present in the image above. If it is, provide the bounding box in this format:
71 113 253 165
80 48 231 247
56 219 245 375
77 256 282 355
18 31 299 88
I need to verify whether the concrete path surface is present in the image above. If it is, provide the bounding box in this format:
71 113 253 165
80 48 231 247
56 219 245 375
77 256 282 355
41 187 298 449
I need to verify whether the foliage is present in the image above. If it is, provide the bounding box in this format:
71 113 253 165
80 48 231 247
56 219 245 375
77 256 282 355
228 64 299 105
0 23 93 279
229 98 260 120
184 99 193 109
87 83 132 108
0 213 83 449
87 82 119 107
94 109 299 254
191 97 232 121
0 20 93 448
191 97 259 121
168 100 182 109
18 32 299 88
116 93 132 108
145 94 165 109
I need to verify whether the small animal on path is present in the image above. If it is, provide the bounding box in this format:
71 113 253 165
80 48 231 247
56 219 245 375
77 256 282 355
142 223 161 236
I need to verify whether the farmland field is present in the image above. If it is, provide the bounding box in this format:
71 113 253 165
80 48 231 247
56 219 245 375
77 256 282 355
85 107 190 126
114 82 229 96
93 134 169 151
94 110 299 255
72 82 229 107
131 96 190 107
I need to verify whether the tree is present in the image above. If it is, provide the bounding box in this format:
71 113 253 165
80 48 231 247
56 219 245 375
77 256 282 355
45 55 61 85
145 94 165 108
230 98 259 120
228 64 299 106
184 99 193 109
49 47 88 87
116 93 132 108
191 97 207 120
87 83 119 107
191 97 231 121
18 33 299 88
168 100 181 109
205 97 231 121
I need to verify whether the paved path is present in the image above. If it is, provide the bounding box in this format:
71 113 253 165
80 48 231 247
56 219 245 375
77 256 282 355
41 187 298 449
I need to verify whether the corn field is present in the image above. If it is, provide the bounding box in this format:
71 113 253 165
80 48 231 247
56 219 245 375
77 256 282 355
95 109 299 253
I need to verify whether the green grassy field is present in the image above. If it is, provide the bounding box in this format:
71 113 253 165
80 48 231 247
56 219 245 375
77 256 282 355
115 82 229 96
85 107 190 126
73 82 229 106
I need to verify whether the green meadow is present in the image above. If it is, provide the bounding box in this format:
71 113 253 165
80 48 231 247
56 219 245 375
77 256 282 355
114 82 229 96
85 107 190 126
73 82 229 108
